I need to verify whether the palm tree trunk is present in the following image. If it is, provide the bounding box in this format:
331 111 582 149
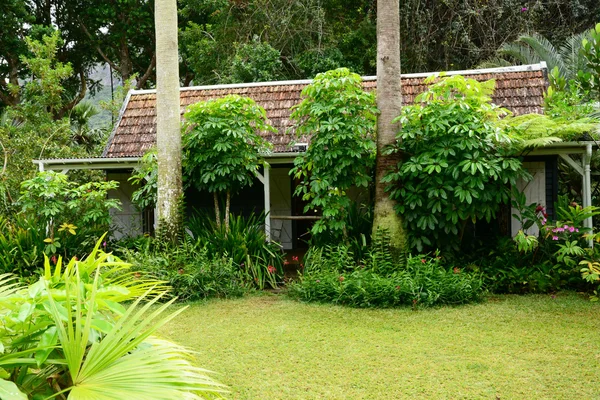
372 0 406 252
155 0 183 241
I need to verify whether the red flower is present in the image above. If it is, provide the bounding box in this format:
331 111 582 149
51 255 57 264
292 256 299 262
421 259 426 264
267 265 276 274
339 276 345 282
453 267 460 274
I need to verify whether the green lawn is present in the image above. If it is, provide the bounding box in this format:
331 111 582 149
159 293 600 399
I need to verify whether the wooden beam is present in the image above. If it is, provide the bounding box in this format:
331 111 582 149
270 215 322 220
559 154 583 176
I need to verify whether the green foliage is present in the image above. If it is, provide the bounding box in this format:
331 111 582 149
187 211 284 289
289 247 484 308
0 32 98 214
129 148 158 210
463 199 600 294
384 75 528 251
0 238 225 398
226 37 284 83
19 171 121 233
121 238 247 302
290 68 377 240
0 172 122 273
580 23 600 101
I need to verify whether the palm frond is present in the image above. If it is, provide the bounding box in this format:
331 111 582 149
0 273 21 299
44 267 226 399
498 42 542 66
516 34 567 76
520 136 562 148
559 31 592 78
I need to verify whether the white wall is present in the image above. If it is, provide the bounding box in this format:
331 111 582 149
511 161 546 237
107 172 143 239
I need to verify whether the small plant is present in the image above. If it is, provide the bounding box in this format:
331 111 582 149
187 211 284 289
289 232 484 308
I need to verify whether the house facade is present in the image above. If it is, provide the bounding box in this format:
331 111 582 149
37 62 590 247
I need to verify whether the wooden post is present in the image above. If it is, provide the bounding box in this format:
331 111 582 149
264 163 271 241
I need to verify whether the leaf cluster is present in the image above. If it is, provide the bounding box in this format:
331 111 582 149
183 94 274 195
384 75 528 251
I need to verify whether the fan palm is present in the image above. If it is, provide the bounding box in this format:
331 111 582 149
481 30 593 83
0 238 227 399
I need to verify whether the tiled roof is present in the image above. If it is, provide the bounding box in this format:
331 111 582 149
103 64 548 157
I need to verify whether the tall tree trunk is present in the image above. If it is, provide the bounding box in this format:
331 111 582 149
372 0 406 252
155 0 182 242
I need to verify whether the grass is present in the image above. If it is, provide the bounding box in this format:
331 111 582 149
159 292 600 399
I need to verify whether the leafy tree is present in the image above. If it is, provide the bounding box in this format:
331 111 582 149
183 95 274 231
0 32 93 214
226 37 284 83
384 75 528 251
290 68 377 240
580 23 600 100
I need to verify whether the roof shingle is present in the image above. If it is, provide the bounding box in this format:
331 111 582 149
103 64 548 158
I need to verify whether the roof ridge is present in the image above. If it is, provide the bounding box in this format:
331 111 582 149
129 63 546 95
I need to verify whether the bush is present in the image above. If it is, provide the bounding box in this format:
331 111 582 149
288 236 484 308
123 238 247 302
187 211 284 289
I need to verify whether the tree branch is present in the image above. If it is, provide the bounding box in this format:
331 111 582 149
136 53 156 89
78 18 120 72
57 70 87 119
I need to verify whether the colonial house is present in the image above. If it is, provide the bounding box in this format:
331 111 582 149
33 62 597 248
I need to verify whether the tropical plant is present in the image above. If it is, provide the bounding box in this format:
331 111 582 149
0 238 226 399
289 247 484 308
187 211 283 289
384 75 529 251
290 68 377 240
18 172 121 242
183 94 274 231
121 238 247 301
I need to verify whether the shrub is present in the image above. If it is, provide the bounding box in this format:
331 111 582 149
187 211 284 289
123 238 248 302
0 238 225 398
384 75 528 251
289 236 484 308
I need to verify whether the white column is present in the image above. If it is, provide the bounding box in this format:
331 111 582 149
264 163 271 242
584 144 594 247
